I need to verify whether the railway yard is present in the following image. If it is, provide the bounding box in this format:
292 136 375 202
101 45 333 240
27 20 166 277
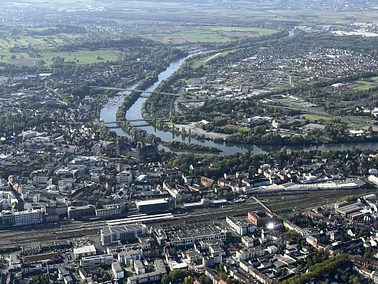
1 188 375 251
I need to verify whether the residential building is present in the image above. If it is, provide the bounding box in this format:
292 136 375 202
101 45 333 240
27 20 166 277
80 254 113 268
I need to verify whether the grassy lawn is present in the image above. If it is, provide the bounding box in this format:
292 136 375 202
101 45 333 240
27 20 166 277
272 96 296 103
301 114 332 121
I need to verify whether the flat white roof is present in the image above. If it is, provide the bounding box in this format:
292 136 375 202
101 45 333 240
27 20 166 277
136 199 168 206
73 244 96 255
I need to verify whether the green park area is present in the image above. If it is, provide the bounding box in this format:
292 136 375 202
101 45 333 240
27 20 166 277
300 114 333 121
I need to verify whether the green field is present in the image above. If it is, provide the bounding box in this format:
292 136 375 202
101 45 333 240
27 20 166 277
272 96 296 103
209 26 278 35
0 30 115 65
301 114 332 121
182 30 224 42
143 25 279 44
368 76 378 82
354 81 376 91
191 49 239 68
41 50 119 65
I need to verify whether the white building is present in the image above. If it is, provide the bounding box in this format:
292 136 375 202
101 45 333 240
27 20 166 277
369 175 378 186
117 170 133 185
112 261 124 279
118 249 143 266
73 245 96 260
236 248 265 260
226 216 255 236
242 236 255 248
13 209 42 226
134 259 145 275
101 224 148 246
80 254 113 268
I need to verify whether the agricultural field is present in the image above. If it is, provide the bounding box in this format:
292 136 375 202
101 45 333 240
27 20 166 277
41 50 119 65
209 26 278 35
0 28 121 65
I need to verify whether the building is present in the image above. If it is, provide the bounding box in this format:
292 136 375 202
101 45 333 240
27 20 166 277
248 211 274 227
117 170 133 185
127 259 166 284
80 254 113 268
242 236 255 248
200 176 215 188
118 249 143 265
202 255 223 267
135 199 171 213
101 224 148 246
33 176 50 189
67 205 95 220
112 261 124 279
14 209 42 226
226 216 255 236
58 266 70 281
283 220 310 237
127 271 161 284
0 211 15 228
368 175 378 186
44 203 68 217
236 248 265 260
95 203 125 218
134 259 145 275
73 245 96 260
23 252 58 263
306 235 319 249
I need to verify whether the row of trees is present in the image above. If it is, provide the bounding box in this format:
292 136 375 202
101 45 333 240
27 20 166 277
282 254 353 284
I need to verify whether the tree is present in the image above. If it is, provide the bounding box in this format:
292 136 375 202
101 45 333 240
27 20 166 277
199 275 212 284
184 276 194 284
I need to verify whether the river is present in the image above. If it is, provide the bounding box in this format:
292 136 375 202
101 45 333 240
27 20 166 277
100 41 378 155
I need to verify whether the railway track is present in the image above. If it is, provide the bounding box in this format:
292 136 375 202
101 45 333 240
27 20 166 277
0 188 375 249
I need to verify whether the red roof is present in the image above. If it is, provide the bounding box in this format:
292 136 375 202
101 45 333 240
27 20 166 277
24 252 58 263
